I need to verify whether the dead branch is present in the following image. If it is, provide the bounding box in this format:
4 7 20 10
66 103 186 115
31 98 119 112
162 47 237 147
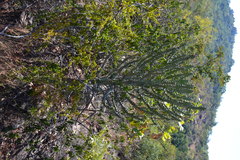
0 25 30 39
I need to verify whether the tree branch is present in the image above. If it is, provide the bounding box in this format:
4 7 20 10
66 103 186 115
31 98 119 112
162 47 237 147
0 25 31 38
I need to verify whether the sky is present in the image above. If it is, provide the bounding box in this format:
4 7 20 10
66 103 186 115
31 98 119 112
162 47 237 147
208 0 240 160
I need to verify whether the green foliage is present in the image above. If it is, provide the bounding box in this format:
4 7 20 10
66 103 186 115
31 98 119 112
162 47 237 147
3 0 234 159
23 0 211 125
171 0 235 159
131 137 176 160
81 130 112 160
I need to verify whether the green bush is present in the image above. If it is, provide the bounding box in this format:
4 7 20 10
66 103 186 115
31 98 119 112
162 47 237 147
131 137 176 160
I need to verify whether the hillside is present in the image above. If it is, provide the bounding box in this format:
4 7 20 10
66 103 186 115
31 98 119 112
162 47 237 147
171 0 236 159
0 0 235 159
